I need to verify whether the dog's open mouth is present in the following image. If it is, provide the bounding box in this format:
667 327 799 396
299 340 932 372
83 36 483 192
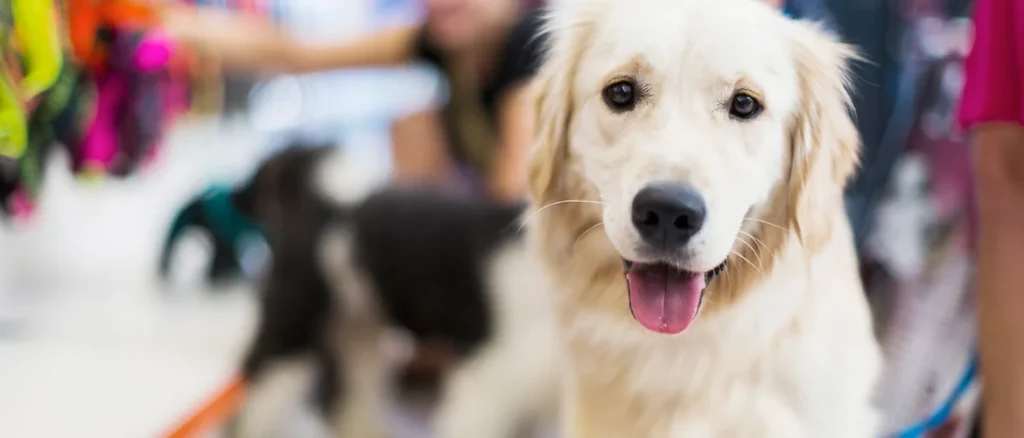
622 259 727 335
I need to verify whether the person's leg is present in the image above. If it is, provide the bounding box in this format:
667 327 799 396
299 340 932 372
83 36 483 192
389 109 457 186
972 123 1024 437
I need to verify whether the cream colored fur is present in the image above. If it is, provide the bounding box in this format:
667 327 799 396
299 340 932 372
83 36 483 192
525 0 882 436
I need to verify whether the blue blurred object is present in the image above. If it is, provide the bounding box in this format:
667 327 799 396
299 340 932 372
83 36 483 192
891 353 978 438
784 0 831 22
376 0 414 18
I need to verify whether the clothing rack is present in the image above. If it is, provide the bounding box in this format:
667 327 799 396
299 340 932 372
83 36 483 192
1 0 198 220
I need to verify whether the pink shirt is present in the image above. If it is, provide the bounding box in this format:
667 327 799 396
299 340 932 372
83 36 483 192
958 0 1024 128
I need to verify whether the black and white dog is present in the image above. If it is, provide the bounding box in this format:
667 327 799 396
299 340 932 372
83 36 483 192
229 145 560 438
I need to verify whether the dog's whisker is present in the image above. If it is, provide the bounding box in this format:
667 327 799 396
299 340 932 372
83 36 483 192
739 230 778 269
743 218 787 232
736 230 765 251
518 199 605 233
572 222 604 253
737 230 775 269
734 235 763 270
729 250 763 276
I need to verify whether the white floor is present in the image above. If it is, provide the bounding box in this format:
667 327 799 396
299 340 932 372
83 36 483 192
0 119 299 438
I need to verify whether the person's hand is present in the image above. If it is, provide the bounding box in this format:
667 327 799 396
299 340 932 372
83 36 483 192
161 6 269 50
159 6 210 48
160 6 290 72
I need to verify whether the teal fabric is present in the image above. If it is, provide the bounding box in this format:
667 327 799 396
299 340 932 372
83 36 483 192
199 184 262 244
160 183 264 278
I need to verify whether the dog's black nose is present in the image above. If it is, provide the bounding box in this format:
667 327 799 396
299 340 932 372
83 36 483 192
631 182 707 248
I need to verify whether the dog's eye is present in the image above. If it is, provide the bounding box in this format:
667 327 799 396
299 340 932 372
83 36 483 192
729 93 762 120
602 80 638 112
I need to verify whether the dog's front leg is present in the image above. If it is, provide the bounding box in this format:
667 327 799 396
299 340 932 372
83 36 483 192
330 325 390 438
232 355 319 438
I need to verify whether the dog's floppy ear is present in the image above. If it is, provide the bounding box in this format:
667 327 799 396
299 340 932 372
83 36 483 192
527 12 589 204
786 22 861 252
527 76 568 204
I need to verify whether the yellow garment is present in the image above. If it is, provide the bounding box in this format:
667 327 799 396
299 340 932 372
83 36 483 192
0 68 26 158
0 0 63 158
13 0 62 97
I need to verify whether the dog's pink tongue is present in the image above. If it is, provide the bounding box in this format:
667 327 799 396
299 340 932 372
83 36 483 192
627 264 705 335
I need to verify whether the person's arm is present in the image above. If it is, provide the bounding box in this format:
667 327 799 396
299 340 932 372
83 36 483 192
489 84 536 202
957 0 1024 433
973 123 1024 437
162 7 420 74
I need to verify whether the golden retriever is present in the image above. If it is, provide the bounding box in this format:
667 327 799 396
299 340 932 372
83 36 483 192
525 0 882 436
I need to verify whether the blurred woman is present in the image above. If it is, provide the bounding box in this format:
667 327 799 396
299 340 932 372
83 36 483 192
162 0 546 386
164 0 546 202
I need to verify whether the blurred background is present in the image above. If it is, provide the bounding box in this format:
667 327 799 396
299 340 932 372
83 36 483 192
0 0 984 436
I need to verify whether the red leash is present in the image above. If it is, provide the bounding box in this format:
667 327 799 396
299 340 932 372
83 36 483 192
163 374 246 438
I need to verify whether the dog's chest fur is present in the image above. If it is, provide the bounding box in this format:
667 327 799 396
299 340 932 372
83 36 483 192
540 225 880 437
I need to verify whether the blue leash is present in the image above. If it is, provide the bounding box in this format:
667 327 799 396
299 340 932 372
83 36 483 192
891 352 978 438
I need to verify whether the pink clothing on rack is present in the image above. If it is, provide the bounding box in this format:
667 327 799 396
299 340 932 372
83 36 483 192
958 0 1024 128
80 72 127 173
